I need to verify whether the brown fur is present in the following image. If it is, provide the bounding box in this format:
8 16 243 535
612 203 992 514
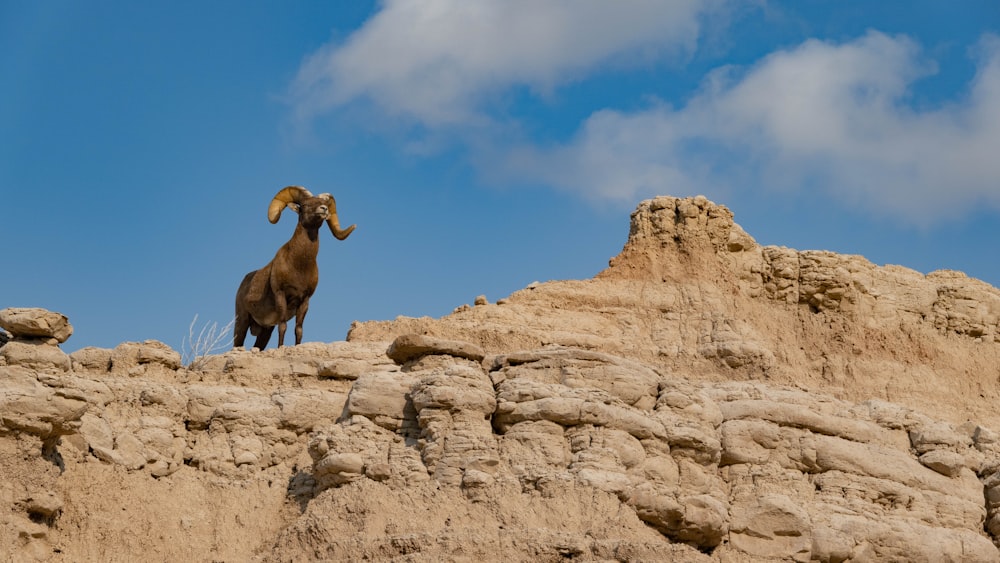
234 188 355 349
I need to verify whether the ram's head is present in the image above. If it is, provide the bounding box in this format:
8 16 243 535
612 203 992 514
267 185 356 240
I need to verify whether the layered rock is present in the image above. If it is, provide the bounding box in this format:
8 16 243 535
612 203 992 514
0 308 73 344
4 195 1000 561
3 331 998 561
292 335 1000 561
0 308 74 372
349 195 1000 430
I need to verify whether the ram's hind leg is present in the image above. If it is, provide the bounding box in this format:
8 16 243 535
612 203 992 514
252 325 274 351
234 314 251 349
235 270 259 349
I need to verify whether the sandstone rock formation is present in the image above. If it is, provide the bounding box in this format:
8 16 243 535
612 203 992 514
0 308 74 373
3 195 1000 562
0 308 73 344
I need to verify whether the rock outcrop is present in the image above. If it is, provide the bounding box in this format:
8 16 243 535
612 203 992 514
0 308 73 344
0 308 74 372
350 195 1000 429
3 195 1000 562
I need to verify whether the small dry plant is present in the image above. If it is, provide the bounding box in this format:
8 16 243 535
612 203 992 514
182 314 235 368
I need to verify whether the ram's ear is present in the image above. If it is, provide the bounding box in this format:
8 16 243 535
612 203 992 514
288 203 301 214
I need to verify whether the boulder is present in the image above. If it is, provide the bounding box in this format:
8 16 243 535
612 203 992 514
0 366 87 437
344 371 419 431
109 340 182 373
69 347 113 372
0 307 73 343
491 347 660 408
729 494 812 561
387 334 486 364
0 340 71 372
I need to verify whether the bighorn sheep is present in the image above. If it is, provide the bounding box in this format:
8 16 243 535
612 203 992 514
234 186 356 350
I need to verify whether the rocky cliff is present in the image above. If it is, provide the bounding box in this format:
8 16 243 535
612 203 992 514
3 195 1000 562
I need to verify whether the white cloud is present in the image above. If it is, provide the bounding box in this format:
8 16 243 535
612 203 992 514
288 4 1000 225
503 32 1000 225
289 0 723 127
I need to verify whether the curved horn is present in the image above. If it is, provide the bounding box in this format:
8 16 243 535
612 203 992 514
267 186 313 224
318 193 356 240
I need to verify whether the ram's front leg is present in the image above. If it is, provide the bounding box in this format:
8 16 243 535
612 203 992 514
275 292 289 347
294 298 310 345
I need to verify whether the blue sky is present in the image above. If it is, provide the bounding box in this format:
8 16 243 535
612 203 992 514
2 1 998 354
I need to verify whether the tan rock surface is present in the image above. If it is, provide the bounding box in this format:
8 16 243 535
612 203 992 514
0 308 73 344
3 195 1000 562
